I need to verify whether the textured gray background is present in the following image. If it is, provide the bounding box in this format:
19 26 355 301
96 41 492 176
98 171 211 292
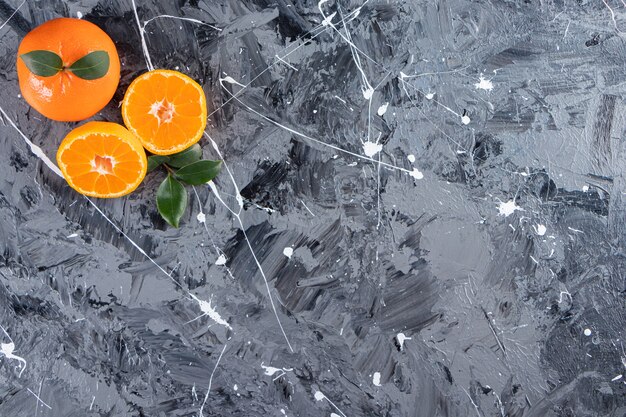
1 0 626 416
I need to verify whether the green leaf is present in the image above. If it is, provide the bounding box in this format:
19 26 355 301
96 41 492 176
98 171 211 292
20 50 63 77
147 155 169 172
157 175 188 228
167 144 202 168
67 51 110 80
174 160 222 185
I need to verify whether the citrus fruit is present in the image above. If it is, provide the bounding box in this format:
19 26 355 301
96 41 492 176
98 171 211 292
17 18 120 122
121 69 207 155
56 121 147 198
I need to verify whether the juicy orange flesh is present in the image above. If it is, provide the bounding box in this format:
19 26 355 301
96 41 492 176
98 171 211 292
61 134 143 195
126 73 204 150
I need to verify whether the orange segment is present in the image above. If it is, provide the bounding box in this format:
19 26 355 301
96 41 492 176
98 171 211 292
121 69 207 155
56 121 147 198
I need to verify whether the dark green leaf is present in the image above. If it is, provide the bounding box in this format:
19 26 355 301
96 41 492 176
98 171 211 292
20 50 63 77
67 51 110 80
157 175 187 228
147 155 169 172
167 144 202 168
174 160 222 185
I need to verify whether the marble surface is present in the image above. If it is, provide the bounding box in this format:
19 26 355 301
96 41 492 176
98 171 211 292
1 0 626 416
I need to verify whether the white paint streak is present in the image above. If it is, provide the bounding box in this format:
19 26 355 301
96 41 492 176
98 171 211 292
313 390 347 417
0 0 27 31
199 344 227 417
372 372 381 386
497 200 523 217
612 374 623 382
143 14 221 32
283 247 294 258
131 0 155 71
362 141 382 157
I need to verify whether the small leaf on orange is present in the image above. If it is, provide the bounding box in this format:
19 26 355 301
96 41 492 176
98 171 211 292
20 50 63 77
68 50 110 80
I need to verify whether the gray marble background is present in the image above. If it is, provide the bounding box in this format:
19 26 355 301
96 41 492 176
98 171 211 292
1 0 626 416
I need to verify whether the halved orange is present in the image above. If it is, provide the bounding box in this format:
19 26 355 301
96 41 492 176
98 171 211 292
121 69 207 156
56 121 147 198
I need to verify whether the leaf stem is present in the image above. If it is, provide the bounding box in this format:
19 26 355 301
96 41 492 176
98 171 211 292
163 164 175 174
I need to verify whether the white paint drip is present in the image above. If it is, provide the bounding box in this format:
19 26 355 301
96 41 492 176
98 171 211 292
409 168 424 180
331 414 341 417
474 75 494 91
196 212 206 223
362 141 383 157
215 254 227 265
188 293 231 329
425 92 434 100
396 333 411 351
314 391 326 401
407 154 416 163
497 200 523 217
233 384 238 391
283 247 294 258
461 115 471 125
372 372 382 386
536 224 547 236
377 102 389 116
584 328 592 336
76 11 83 18
582 185 589 192
261 363 293 376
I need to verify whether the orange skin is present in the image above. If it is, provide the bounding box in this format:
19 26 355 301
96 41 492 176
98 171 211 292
16 18 121 122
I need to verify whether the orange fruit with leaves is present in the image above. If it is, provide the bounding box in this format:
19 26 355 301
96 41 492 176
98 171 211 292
122 69 207 155
17 18 120 122
56 122 147 198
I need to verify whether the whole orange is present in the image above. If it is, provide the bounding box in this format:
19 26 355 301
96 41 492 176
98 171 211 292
16 18 120 122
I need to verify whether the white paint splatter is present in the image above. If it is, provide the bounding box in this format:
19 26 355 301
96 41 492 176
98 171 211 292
197 212 206 223
314 391 326 401
220 76 246 87
377 103 389 116
474 75 494 91
582 185 589 192
409 168 424 180
372 372 381 386
0 342 26 377
331 414 341 417
233 384 238 391
362 141 383 157
612 374 623 382
407 154 416 163
536 224 547 236
461 115 471 125
283 247 293 258
66 233 78 238
76 11 83 18
396 333 411 351
362 87 374 100
425 93 435 100
584 328 592 336
497 200 523 217
215 254 227 265
188 293 231 329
